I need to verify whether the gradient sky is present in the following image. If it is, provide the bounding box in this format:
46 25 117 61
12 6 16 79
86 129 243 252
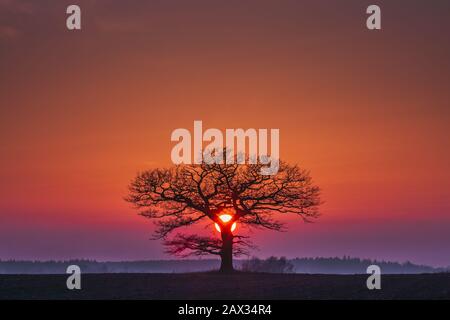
1 0 449 266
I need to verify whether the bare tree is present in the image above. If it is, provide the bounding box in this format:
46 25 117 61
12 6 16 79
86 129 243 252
126 154 321 272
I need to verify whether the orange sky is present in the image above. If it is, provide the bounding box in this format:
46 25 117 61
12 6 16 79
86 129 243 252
1 0 449 266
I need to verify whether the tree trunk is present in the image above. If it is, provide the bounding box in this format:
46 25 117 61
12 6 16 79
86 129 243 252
220 228 234 273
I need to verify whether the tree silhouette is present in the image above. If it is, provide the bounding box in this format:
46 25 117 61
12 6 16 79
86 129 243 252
126 153 321 272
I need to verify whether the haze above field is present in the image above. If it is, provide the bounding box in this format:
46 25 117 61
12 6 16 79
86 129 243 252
1 257 447 275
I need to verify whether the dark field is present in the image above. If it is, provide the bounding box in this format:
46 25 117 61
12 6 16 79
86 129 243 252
1 273 449 300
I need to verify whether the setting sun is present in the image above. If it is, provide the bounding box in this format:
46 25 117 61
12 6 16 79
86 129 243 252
214 213 237 233
219 214 232 223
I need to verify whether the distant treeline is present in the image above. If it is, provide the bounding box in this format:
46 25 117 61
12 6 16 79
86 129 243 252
290 256 447 274
0 260 221 274
0 257 447 274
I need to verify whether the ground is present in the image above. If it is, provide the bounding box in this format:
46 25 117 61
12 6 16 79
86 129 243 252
0 273 449 299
